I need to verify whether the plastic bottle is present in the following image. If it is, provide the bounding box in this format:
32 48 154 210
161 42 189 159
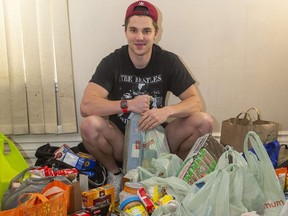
119 182 143 204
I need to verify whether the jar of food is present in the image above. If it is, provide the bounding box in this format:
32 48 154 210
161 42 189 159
119 182 143 203
119 196 149 216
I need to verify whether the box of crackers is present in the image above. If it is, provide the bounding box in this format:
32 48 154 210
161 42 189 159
82 184 115 211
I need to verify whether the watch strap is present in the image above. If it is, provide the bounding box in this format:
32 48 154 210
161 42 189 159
120 100 128 113
122 107 128 113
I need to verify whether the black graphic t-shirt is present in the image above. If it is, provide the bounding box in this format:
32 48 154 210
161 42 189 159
90 44 196 133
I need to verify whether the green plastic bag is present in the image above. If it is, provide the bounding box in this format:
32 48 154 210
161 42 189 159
216 148 265 214
176 169 230 215
175 148 265 215
0 133 29 209
243 131 286 216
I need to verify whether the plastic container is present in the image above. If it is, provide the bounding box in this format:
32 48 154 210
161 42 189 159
119 182 143 203
119 196 149 216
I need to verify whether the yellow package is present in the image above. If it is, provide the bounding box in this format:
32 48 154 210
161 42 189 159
82 184 115 211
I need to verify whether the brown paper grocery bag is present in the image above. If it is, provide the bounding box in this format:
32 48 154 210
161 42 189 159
220 108 279 152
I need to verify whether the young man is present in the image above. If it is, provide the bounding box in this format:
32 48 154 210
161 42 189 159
80 1 213 200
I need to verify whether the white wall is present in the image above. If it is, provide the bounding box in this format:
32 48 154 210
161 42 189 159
69 0 288 133
8 0 288 166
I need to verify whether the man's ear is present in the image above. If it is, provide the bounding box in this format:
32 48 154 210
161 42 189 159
154 31 158 40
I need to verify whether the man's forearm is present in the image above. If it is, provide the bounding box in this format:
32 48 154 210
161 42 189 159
162 96 202 119
80 97 122 117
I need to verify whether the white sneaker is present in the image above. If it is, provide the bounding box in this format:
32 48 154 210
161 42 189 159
107 171 123 202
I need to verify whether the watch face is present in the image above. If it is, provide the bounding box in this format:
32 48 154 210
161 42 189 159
121 100 128 109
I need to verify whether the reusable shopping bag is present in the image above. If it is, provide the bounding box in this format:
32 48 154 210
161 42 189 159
0 205 21 216
220 107 279 152
0 180 71 216
40 180 71 209
1 166 71 210
243 131 285 215
0 133 29 209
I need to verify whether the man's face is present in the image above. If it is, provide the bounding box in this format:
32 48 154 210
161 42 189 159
125 15 158 58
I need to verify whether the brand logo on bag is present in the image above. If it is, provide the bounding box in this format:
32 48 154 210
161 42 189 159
264 200 285 209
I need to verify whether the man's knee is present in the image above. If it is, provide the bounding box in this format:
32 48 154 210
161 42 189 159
190 112 214 134
198 112 214 134
80 116 105 140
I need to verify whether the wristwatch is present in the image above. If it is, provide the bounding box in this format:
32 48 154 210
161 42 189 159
120 100 128 113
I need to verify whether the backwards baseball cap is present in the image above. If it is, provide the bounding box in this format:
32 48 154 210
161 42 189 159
125 1 158 23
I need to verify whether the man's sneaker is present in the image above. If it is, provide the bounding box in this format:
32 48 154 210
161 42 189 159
107 171 123 202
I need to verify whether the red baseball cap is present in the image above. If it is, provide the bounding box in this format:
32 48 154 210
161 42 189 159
125 1 158 23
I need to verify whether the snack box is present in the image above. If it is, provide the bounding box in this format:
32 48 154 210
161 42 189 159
62 151 86 170
54 144 74 161
77 151 96 160
82 184 115 211
55 144 97 171
82 157 97 171
85 202 110 216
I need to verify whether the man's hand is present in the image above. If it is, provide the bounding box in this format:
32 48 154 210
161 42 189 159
138 108 168 131
129 95 151 113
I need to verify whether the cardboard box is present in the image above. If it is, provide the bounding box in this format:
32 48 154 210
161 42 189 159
68 181 82 215
55 144 98 172
82 184 115 211
62 151 85 170
54 144 74 161
85 203 110 216
177 134 225 185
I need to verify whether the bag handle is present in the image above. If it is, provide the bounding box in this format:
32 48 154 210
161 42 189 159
233 112 252 125
7 166 40 189
280 143 288 149
246 107 261 121
236 112 251 120
18 193 49 207
243 131 274 168
243 131 286 206
216 147 247 169
42 180 70 197
0 133 21 156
